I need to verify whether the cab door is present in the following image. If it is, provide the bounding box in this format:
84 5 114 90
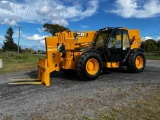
105 29 130 62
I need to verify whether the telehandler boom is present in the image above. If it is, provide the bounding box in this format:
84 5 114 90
9 27 146 86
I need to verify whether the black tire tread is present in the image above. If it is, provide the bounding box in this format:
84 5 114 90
127 52 146 73
76 52 102 80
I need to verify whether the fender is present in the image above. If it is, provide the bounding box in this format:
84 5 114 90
80 47 103 58
131 48 145 53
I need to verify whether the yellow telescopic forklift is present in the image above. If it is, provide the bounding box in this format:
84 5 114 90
36 27 145 86
9 27 146 86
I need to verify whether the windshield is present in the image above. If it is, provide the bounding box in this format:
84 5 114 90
94 31 109 49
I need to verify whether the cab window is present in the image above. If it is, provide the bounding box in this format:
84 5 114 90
95 32 108 49
123 31 130 49
108 30 122 49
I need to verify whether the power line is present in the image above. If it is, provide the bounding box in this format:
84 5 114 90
20 2 25 21
15 25 25 54
25 0 34 21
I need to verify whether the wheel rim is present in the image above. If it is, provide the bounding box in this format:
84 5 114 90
86 58 99 75
135 56 143 69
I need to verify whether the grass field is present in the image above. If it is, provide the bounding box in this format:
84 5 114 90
145 52 160 60
0 52 44 74
145 55 160 60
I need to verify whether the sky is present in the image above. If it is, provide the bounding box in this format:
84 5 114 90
0 0 160 50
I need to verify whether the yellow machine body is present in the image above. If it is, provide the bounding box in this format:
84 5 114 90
128 29 142 49
37 28 143 86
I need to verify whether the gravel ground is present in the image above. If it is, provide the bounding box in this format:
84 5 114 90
0 60 160 120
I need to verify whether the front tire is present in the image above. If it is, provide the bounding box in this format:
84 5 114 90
127 52 146 73
76 52 102 80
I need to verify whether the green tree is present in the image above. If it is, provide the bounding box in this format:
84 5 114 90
43 23 69 36
22 48 34 53
2 27 19 52
142 39 158 52
156 40 160 51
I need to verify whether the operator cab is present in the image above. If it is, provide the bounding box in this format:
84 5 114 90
94 27 131 62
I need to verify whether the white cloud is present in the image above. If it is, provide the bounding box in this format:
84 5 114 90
142 36 153 41
40 40 45 45
157 37 160 40
1 18 17 26
25 34 46 41
108 0 160 18
0 0 99 26
69 0 99 21
13 29 23 38
0 36 3 39
37 28 44 33
0 36 4 43
25 34 46 48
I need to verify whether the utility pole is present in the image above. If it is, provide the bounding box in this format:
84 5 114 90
15 25 24 54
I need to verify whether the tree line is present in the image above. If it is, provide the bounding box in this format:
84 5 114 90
0 24 160 52
141 39 160 52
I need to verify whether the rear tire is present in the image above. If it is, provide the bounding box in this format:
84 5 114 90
127 52 146 73
76 52 102 80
